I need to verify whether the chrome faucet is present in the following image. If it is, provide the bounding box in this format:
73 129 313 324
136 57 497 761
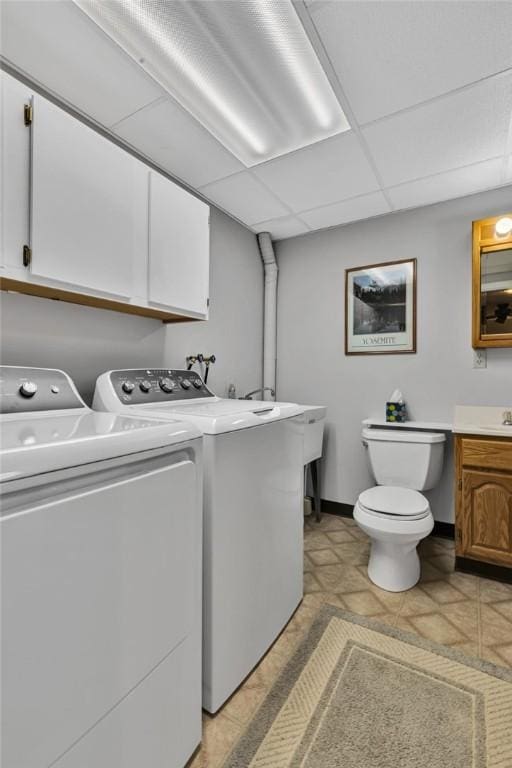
503 410 512 426
241 387 275 400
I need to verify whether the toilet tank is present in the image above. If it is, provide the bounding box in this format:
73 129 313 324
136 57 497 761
362 428 446 490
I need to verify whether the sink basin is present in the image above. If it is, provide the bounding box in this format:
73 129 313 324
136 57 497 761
453 406 512 437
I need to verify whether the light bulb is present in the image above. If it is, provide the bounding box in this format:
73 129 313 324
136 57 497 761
495 216 512 237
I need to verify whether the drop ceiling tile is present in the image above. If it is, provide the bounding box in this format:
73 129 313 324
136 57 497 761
199 172 289 226
362 74 512 188
251 216 310 240
308 0 512 124
300 192 390 230
0 0 163 126
113 98 243 188
253 132 380 213
387 158 505 211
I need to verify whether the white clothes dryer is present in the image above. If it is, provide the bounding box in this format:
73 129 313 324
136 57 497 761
0 366 202 768
93 368 305 713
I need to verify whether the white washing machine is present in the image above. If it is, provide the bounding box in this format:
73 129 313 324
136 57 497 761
0 366 203 768
93 368 305 713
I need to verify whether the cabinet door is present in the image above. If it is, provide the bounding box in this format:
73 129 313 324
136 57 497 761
460 469 512 566
0 71 32 269
148 171 209 316
30 94 147 298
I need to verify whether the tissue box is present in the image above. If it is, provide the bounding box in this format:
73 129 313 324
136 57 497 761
386 402 407 423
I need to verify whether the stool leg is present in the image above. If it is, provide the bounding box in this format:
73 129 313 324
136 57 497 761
311 459 321 522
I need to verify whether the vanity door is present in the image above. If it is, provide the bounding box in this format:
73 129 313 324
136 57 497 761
460 468 512 566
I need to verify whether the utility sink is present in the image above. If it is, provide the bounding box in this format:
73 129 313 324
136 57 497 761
453 405 512 437
301 405 327 464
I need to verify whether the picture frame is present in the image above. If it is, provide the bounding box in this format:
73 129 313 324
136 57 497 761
345 258 417 355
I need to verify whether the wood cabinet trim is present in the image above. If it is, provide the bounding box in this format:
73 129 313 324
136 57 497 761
472 214 512 349
454 432 512 442
0 277 201 324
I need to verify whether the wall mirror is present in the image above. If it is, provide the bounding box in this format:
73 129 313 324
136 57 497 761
472 214 512 348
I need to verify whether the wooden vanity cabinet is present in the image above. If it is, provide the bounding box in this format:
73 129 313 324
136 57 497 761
455 435 512 570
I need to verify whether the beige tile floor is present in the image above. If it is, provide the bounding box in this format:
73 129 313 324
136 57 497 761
188 512 512 768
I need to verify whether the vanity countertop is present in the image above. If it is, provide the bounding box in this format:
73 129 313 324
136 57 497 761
453 405 512 438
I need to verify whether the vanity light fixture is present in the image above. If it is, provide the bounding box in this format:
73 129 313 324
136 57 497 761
495 216 512 237
73 0 350 166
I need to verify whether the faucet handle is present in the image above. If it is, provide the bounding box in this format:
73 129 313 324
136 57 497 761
503 410 512 426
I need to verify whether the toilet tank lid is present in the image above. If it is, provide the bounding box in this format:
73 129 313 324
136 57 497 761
362 427 445 444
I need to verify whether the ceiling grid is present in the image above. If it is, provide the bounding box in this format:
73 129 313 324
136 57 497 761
1 0 511 239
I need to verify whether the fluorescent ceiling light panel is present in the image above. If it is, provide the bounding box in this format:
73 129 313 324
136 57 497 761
74 0 350 165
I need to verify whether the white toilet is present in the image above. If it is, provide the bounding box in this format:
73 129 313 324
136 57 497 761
354 427 446 592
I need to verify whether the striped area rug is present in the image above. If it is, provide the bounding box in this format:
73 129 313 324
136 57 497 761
224 605 512 768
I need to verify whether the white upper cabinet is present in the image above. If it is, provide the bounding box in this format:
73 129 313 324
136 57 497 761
1 71 210 321
149 171 210 317
0 72 32 269
30 95 147 298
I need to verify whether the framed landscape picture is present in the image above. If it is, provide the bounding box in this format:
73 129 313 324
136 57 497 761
345 258 416 355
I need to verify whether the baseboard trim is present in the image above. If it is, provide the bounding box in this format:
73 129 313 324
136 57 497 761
321 500 455 541
432 521 454 540
456 556 512 583
321 500 354 518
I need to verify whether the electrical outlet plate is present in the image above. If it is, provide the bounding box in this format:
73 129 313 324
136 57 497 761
473 349 487 369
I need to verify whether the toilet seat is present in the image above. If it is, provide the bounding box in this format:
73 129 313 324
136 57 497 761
358 486 430 521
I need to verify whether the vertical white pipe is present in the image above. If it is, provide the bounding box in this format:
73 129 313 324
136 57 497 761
257 232 277 401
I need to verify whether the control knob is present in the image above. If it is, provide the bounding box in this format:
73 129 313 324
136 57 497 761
180 379 191 390
139 380 152 393
159 377 175 393
192 379 203 389
19 381 37 398
122 380 135 394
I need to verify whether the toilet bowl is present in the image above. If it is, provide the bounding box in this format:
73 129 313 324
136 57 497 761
355 428 446 592
354 487 434 591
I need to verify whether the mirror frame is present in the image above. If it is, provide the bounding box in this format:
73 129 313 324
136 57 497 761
472 214 512 348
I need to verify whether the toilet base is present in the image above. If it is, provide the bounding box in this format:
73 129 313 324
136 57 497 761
368 540 420 592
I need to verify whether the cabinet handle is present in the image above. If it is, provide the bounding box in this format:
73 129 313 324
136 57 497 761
24 103 33 126
22 245 32 267
458 478 462 491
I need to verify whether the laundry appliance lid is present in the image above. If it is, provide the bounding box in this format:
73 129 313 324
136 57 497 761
0 411 201 483
135 399 304 435
359 486 429 517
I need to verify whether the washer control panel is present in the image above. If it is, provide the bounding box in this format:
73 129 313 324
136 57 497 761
110 369 215 405
0 367 86 414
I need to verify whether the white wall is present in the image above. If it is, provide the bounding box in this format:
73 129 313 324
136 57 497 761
0 208 263 403
275 186 512 523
